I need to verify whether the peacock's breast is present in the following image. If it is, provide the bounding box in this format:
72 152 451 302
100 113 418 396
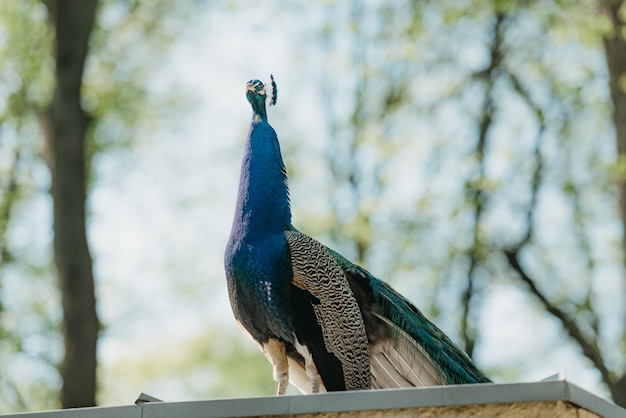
225 233 295 343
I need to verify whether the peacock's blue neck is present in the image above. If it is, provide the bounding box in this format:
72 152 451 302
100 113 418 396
231 113 291 243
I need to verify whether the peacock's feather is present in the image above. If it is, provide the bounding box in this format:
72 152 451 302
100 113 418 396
285 230 371 391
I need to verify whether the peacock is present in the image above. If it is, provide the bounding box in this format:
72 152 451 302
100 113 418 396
224 76 491 395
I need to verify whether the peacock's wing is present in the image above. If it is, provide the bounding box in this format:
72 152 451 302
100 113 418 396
284 230 371 391
331 250 492 386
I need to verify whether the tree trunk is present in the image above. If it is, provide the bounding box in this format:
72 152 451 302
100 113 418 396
40 0 100 408
605 1 626 255
602 0 626 409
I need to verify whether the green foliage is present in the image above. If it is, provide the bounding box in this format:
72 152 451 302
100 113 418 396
99 327 276 404
0 0 625 410
293 0 623 400
0 0 205 411
0 1 54 116
0 2 57 412
609 154 626 182
82 0 201 182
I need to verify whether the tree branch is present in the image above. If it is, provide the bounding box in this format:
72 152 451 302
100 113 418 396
501 16 615 393
505 68 543 246
504 249 613 387
0 148 21 266
461 11 505 358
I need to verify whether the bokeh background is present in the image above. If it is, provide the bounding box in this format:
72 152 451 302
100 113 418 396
1 0 625 412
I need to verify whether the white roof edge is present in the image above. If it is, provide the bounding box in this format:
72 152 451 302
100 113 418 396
1 381 624 418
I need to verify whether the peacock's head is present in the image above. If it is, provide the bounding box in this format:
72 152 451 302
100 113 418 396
246 75 277 116
246 79 266 99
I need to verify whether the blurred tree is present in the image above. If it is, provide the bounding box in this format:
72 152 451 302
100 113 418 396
603 1 626 402
39 0 100 408
99 327 277 404
0 0 201 410
0 1 59 411
2 0 625 410
302 0 626 407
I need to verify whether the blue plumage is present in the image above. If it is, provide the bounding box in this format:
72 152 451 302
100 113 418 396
224 77 490 395
225 79 293 345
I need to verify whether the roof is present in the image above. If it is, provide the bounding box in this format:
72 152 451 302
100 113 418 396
2 380 625 418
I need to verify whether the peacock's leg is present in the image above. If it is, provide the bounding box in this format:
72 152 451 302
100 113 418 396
292 339 321 393
305 356 321 393
263 338 289 395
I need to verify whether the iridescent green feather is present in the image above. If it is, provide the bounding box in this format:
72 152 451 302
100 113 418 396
326 246 491 385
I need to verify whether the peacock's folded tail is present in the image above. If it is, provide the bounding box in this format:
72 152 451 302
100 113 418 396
332 250 492 386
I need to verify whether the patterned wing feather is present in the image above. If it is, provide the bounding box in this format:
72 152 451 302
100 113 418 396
285 230 371 391
346 263 491 384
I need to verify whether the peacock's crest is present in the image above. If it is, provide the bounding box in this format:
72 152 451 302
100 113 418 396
269 74 278 106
